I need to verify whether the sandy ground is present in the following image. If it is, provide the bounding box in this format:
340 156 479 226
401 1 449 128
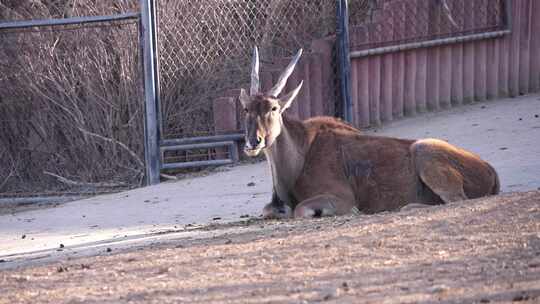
1 191 539 303
0 164 271 261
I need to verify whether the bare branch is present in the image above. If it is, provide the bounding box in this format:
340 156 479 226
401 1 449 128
439 0 458 29
77 127 145 169
0 149 16 192
160 173 178 180
43 171 127 188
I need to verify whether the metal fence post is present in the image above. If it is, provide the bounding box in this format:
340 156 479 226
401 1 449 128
337 0 352 123
139 0 161 185
150 0 164 141
503 0 513 31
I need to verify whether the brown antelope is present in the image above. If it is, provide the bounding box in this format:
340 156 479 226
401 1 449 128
240 47 500 219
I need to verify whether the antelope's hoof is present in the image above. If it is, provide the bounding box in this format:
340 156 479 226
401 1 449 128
262 204 292 219
294 207 335 218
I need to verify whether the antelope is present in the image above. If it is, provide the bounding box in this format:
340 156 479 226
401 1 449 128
240 47 500 219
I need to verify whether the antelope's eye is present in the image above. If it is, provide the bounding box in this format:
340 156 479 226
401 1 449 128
244 108 248 113
271 106 278 112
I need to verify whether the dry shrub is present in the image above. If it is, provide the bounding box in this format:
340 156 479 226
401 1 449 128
0 0 142 194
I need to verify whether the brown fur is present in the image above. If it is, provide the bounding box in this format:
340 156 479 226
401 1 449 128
245 103 500 218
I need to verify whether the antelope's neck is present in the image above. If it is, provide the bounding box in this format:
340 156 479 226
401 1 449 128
264 115 307 205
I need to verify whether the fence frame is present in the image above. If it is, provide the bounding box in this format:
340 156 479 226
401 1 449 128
0 13 140 30
139 0 161 186
337 0 353 123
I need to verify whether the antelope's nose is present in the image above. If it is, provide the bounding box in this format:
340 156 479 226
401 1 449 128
245 135 263 150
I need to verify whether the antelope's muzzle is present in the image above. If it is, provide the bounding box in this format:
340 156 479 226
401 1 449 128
244 134 265 156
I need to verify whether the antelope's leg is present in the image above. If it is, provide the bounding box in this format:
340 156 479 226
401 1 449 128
293 194 355 218
418 164 467 203
412 140 469 204
262 191 292 219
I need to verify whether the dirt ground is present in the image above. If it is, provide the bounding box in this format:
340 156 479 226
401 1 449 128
1 191 539 304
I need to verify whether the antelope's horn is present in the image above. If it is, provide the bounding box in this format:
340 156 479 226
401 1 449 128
250 46 260 95
267 49 303 98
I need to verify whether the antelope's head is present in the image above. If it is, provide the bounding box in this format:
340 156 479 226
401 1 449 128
240 47 303 157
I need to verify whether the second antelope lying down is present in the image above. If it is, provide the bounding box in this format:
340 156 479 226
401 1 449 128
240 47 500 219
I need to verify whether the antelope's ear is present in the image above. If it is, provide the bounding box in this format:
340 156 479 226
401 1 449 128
239 88 251 109
278 81 303 113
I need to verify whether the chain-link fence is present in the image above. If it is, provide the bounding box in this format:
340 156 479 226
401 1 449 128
156 0 342 139
0 1 145 197
349 0 507 51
